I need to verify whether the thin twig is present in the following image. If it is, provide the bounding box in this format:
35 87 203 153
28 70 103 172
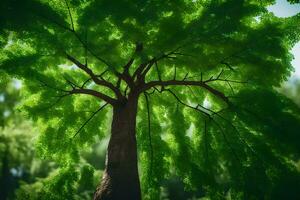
73 103 108 138
144 92 153 180
64 0 75 31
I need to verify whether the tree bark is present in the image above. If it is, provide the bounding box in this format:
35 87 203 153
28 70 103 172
94 95 141 200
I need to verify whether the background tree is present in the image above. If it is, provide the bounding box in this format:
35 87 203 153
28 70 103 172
0 78 22 127
0 78 53 200
1 0 300 199
0 78 106 200
288 0 300 4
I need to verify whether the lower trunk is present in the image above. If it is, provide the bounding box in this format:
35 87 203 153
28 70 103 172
94 97 141 200
0 147 10 200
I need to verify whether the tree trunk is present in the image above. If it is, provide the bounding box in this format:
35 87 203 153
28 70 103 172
94 96 141 200
0 147 11 200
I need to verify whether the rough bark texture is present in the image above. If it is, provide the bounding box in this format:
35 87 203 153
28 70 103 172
94 95 141 200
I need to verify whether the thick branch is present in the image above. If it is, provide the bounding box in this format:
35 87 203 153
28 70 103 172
132 63 148 82
69 88 117 104
66 53 123 100
140 59 156 79
38 79 117 107
115 45 140 89
123 58 134 74
41 79 116 104
141 80 230 104
133 56 167 80
115 71 135 89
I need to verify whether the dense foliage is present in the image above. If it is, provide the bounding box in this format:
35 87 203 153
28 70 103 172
1 0 300 199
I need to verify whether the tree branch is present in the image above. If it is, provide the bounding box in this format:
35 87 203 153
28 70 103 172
73 103 108 138
155 61 162 82
65 53 123 100
38 1 112 69
38 78 117 105
211 119 241 163
144 92 153 180
141 80 230 105
70 88 117 104
204 120 209 165
158 87 240 164
123 58 134 74
123 42 142 74
173 65 177 80
133 46 184 83
64 0 75 31
63 76 79 89
198 103 266 167
115 71 135 89
204 78 248 84
151 87 212 118
220 61 235 71
140 59 156 80
116 42 144 90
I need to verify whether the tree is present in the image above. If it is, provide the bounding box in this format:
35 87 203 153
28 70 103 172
288 0 300 4
0 121 41 200
0 78 22 127
1 0 300 199
0 78 104 200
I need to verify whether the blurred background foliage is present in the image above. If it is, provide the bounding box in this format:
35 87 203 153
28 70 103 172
0 78 105 200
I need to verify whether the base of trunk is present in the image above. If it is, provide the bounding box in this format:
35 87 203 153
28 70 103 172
94 166 141 200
